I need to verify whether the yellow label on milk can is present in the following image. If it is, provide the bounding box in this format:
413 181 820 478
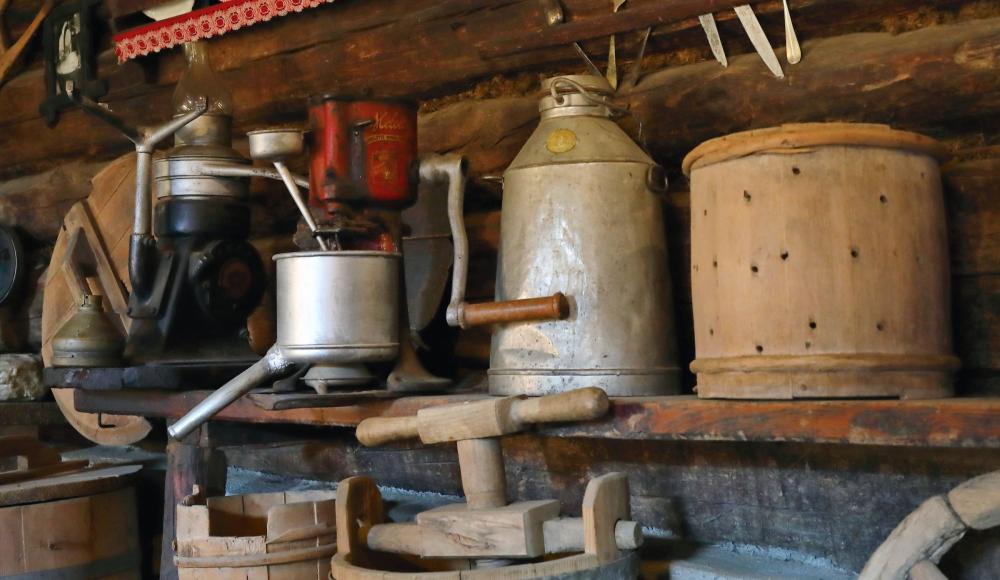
546 129 577 153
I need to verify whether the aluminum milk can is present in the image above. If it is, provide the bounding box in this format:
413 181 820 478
489 75 681 396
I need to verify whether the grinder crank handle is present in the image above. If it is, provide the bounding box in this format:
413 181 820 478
356 386 609 447
421 155 570 330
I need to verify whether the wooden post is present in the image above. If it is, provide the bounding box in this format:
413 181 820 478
159 423 226 580
456 438 507 509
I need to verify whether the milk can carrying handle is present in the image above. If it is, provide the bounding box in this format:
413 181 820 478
419 155 570 329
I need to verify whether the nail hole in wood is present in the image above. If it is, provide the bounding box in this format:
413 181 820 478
879 194 888 204
751 264 759 274
809 320 817 330
792 166 800 175
755 344 764 353
805 341 812 349
743 190 752 202
780 250 789 260
876 322 885 331
709 328 714 336
712 259 718 268
850 247 860 258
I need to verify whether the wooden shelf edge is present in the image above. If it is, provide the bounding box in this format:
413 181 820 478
69 389 1000 449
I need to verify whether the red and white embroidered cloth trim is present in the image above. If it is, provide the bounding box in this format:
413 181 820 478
113 0 334 63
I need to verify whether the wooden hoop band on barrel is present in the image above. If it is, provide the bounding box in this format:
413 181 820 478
691 354 962 373
682 122 950 175
174 543 336 568
330 551 639 580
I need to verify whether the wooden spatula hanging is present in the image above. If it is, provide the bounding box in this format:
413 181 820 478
0 0 56 89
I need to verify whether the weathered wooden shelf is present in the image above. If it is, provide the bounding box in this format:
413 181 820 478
70 389 1000 449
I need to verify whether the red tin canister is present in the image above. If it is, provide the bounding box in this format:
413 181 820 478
308 96 418 210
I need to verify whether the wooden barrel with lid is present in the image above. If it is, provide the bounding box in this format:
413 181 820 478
0 437 142 579
683 123 960 399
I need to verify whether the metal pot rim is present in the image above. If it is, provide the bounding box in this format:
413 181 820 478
273 250 401 261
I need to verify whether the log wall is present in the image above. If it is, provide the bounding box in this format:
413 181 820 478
0 0 998 575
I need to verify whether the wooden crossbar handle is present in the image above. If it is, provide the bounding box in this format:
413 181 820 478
356 416 420 447
510 387 609 425
458 293 569 328
542 518 643 553
356 387 610 447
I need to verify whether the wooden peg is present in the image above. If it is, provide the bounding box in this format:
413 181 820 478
457 438 507 509
354 415 420 447
510 387 610 425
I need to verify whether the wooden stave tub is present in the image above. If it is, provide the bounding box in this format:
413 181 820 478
174 490 337 580
683 123 960 399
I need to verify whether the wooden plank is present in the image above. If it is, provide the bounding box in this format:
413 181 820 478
73 389 1000 448
1 8 998 178
0 464 140 506
475 0 771 58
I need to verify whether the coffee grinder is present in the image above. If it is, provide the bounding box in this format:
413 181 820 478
294 95 448 391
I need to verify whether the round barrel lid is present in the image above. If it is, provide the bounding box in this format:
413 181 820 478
0 464 141 507
682 123 948 176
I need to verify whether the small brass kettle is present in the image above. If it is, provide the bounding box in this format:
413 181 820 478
51 295 124 367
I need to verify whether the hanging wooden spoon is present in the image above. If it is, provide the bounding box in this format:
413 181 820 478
783 0 801 64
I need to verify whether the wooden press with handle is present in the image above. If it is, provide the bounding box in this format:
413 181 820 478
332 387 642 578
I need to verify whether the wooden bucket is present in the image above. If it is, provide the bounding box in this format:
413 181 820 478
174 490 337 580
0 438 142 580
682 123 960 399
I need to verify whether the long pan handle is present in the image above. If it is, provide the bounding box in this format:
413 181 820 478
168 346 294 439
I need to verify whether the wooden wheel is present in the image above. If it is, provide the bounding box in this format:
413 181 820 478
860 470 1000 579
41 153 152 445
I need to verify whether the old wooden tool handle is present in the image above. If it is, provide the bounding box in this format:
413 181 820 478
510 386 609 426
356 416 421 447
460 293 570 328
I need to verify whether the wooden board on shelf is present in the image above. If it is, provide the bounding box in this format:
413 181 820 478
73 389 1000 449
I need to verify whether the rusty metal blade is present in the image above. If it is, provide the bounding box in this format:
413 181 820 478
621 27 651 91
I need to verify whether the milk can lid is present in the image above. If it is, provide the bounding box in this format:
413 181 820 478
682 123 948 176
540 75 615 96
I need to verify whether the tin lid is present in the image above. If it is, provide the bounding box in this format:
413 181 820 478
682 123 948 176
273 250 402 261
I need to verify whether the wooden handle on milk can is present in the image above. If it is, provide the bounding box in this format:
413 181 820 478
459 293 570 328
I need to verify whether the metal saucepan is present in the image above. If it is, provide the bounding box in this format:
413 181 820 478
168 250 400 439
